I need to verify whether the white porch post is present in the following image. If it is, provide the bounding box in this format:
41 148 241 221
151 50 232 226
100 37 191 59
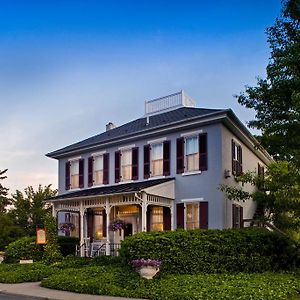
105 198 111 255
80 202 85 257
170 204 174 230
52 203 57 219
141 192 148 232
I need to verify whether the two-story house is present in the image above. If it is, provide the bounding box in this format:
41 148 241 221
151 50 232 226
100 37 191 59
46 91 271 256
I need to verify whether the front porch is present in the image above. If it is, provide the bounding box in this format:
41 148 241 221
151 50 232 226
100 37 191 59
49 178 175 256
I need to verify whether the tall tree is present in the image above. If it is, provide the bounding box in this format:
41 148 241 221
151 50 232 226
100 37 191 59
237 0 300 165
0 169 10 213
11 185 57 235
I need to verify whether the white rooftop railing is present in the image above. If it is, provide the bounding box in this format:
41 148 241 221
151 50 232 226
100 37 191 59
145 91 196 116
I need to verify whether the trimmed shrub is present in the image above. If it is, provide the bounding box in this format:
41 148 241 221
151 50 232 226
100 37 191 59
57 236 79 256
119 228 299 274
5 236 43 263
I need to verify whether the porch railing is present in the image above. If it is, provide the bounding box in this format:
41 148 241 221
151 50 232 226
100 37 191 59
75 242 121 257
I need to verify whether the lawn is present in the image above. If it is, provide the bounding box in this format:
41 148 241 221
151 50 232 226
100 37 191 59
0 262 299 300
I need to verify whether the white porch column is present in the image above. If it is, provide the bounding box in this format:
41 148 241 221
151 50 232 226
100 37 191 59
170 204 174 230
79 202 85 257
52 203 57 219
141 192 148 232
105 198 111 256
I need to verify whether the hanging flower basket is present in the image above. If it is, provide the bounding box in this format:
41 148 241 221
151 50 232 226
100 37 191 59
59 222 75 234
109 219 126 231
131 258 162 279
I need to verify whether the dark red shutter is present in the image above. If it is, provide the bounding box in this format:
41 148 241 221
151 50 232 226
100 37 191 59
232 204 236 228
65 161 71 190
238 145 243 175
163 207 171 230
115 151 121 183
88 157 94 187
87 209 94 239
239 206 244 228
199 133 208 171
79 159 84 188
103 153 109 184
146 206 151 232
176 138 184 174
102 210 107 237
132 147 139 180
232 139 236 175
163 140 170 176
144 145 150 179
199 201 208 229
176 203 184 229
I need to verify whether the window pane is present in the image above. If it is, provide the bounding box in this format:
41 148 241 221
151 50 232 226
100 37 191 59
94 170 103 185
186 137 198 155
94 155 103 171
121 149 132 180
151 206 163 231
186 153 199 172
152 143 163 160
152 159 163 176
122 149 132 165
186 203 199 230
70 160 79 175
122 165 132 180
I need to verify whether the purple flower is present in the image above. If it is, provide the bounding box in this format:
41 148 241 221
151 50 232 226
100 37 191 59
109 219 126 231
59 222 75 233
131 258 162 268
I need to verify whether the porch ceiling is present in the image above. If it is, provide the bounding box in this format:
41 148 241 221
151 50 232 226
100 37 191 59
47 178 175 202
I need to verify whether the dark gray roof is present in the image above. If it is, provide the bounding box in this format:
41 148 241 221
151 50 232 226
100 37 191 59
48 178 174 201
47 107 227 158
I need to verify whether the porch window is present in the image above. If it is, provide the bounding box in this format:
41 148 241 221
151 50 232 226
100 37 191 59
151 143 163 176
93 212 104 240
185 136 199 172
70 160 79 188
121 149 132 181
186 203 199 230
151 206 164 231
57 211 79 237
94 155 104 185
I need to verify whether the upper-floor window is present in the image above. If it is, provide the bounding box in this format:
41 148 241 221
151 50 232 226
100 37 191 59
176 133 207 174
88 153 109 187
115 147 138 182
65 158 84 190
232 139 243 176
144 141 170 179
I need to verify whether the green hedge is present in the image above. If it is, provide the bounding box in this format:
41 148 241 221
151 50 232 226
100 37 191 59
119 228 299 274
5 236 44 263
57 236 79 256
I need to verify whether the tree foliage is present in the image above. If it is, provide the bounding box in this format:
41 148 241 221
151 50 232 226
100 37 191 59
220 161 300 232
11 185 57 235
237 0 300 165
0 169 10 213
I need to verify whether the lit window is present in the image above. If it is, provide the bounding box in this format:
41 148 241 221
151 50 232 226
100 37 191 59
70 160 79 189
151 206 164 231
186 203 199 230
121 149 132 181
185 136 199 172
94 155 103 185
151 143 163 176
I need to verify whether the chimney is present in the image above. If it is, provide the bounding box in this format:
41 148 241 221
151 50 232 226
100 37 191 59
106 122 116 131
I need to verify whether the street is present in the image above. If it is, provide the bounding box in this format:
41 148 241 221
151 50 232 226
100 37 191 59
0 294 41 300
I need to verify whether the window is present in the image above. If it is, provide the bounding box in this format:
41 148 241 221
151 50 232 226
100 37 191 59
151 207 164 231
151 143 163 176
185 136 199 172
232 139 243 176
70 160 79 188
115 148 138 182
176 133 207 174
88 153 109 186
65 159 84 190
232 204 243 228
121 149 132 181
186 203 199 230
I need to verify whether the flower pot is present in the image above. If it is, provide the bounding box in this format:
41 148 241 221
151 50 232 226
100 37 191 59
138 266 159 279
19 259 33 264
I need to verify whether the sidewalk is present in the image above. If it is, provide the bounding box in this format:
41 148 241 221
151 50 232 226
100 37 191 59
0 282 145 300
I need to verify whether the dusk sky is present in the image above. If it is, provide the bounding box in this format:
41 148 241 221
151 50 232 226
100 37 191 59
0 0 282 194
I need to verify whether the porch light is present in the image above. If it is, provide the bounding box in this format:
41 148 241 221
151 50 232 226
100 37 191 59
95 230 103 239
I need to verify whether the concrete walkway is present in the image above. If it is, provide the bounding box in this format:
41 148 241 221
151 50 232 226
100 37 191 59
0 282 145 300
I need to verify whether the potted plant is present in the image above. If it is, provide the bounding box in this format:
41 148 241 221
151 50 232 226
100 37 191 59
109 219 126 231
0 251 5 264
131 258 162 279
59 222 75 237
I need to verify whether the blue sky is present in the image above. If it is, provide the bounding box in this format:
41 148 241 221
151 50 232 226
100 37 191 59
0 0 282 193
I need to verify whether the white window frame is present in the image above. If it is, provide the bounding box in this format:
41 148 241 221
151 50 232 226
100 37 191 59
121 148 132 182
70 159 80 189
150 142 164 177
184 202 200 230
184 135 199 173
93 154 104 186
150 206 164 231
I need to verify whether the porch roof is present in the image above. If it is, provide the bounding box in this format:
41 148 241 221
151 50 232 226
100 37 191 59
48 178 175 201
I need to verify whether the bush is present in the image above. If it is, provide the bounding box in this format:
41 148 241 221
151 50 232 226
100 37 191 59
41 266 300 300
119 228 299 274
92 255 125 267
57 236 79 256
5 236 43 263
